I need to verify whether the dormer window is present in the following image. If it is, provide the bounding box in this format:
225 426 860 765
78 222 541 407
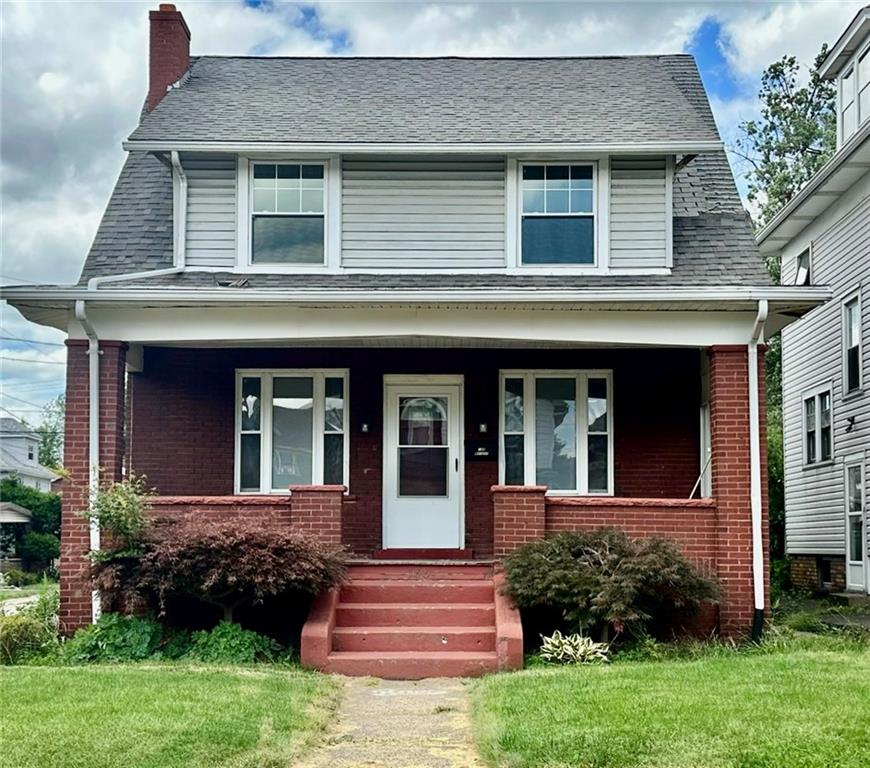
520 163 595 265
795 249 811 286
841 66 856 141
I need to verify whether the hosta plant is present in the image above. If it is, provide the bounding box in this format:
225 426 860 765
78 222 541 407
539 630 610 665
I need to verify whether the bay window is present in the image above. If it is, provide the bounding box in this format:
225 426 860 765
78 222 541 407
236 369 348 493
500 371 613 494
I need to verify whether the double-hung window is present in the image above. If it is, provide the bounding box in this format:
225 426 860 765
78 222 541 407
845 296 862 393
520 164 595 265
500 371 613 494
804 388 832 465
794 249 811 286
236 370 348 493
846 462 865 567
842 66 857 142
250 162 326 265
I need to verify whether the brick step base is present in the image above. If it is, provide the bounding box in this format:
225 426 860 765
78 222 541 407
325 650 499 679
335 602 495 627
347 563 493 581
340 580 494 604
333 625 496 653
372 548 474 560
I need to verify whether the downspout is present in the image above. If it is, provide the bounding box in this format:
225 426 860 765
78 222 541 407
74 299 102 623
748 299 769 641
87 151 187 290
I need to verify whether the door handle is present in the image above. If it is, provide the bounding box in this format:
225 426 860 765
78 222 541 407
455 457 459 472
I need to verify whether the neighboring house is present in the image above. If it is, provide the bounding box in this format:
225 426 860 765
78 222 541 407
0 501 33 572
757 6 870 597
2 5 828 676
0 418 58 493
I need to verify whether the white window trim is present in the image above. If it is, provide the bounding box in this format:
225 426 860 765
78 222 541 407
802 382 834 468
507 158 608 273
838 38 870 146
794 246 812 286
236 156 341 273
845 456 866 567
843 290 863 396
234 368 349 494
498 369 614 495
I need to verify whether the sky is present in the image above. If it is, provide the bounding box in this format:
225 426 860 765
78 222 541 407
0 0 863 430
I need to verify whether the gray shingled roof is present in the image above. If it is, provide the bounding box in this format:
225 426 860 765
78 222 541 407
129 55 719 145
0 418 36 436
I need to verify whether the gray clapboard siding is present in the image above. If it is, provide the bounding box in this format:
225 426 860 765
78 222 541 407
609 157 668 268
341 157 506 269
182 154 237 268
782 193 870 555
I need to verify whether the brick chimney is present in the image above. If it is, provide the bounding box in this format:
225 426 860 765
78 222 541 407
147 4 190 112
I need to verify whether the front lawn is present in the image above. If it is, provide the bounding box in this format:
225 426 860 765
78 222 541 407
0 665 338 768
472 641 870 768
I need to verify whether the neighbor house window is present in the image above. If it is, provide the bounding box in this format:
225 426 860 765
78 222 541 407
794 249 811 286
860 48 870 124
845 297 862 393
251 163 325 265
500 371 612 494
842 66 857 141
236 370 347 493
846 462 864 565
804 388 832 465
27 445 34 461
520 164 595 265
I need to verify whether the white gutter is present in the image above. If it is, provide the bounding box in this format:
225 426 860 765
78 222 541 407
86 150 187 290
74 300 102 624
748 298 768 640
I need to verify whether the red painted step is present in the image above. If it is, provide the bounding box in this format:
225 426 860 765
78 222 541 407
335 602 495 627
340 580 494 604
347 563 493 581
333 626 496 653
372 548 473 560
325 651 498 679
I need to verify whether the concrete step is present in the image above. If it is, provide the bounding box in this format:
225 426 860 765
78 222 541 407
335 602 495 627
346 563 493 581
333 625 496 653
830 592 870 608
325 650 499 679
340 580 494 604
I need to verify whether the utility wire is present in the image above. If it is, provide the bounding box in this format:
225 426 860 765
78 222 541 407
0 356 65 365
0 334 65 347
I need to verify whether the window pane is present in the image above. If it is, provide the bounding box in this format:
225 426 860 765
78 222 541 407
253 164 276 179
535 378 576 490
276 189 301 212
301 164 324 179
848 347 860 392
252 216 324 264
522 165 544 181
241 377 261 431
547 165 569 182
820 427 832 462
240 434 261 492
272 377 313 488
804 398 816 464
588 434 609 493
325 377 344 432
588 378 608 432
323 433 344 485
522 189 545 213
570 190 593 213
253 189 275 213
504 378 524 433
570 165 593 183
860 51 870 89
300 189 324 214
546 189 569 213
399 397 447 446
276 164 300 179
795 251 810 286
849 516 864 561
399 447 447 496
504 434 524 485
846 301 860 347
848 466 863 514
861 86 870 124
844 103 857 138
820 392 831 426
522 216 594 264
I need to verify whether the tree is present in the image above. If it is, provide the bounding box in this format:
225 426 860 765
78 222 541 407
37 395 65 469
735 46 837 574
0 478 60 537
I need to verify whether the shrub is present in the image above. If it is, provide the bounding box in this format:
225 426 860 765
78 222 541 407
0 615 52 664
0 477 61 536
186 621 280 664
97 520 346 623
17 532 60 572
63 613 163 664
502 528 719 641
539 631 610 664
2 569 40 587
84 473 154 560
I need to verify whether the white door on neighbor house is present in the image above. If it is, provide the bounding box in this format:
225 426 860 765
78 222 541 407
383 377 464 549
845 460 868 593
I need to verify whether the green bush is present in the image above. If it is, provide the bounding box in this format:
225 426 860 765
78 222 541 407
86 474 154 559
63 613 163 664
0 477 60 536
17 532 60 572
2 569 39 587
502 528 719 641
186 621 280 664
0 614 52 664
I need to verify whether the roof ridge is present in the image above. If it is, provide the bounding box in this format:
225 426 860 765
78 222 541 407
191 53 694 62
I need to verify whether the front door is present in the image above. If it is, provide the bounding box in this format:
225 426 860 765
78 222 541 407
845 461 867 593
383 377 463 549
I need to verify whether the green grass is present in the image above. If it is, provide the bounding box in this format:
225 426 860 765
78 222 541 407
472 641 870 768
0 580 57 603
0 665 338 768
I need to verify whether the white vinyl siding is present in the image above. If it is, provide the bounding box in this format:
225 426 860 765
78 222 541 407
782 193 870 555
608 156 669 268
341 157 506 269
183 154 237 268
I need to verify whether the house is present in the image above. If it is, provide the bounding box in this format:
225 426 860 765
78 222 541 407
757 6 870 597
1 5 828 677
0 418 58 493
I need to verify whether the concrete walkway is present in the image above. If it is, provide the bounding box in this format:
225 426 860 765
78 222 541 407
0 594 39 615
296 676 484 768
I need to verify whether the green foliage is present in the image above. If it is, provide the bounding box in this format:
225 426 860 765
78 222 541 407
17 532 60 572
63 613 163 664
0 477 61 536
502 528 718 640
186 621 280 664
538 631 609 665
0 614 53 664
2 569 40 587
86 473 154 558
36 395 65 469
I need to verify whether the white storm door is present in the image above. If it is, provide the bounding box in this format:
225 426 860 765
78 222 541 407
845 462 866 592
383 381 463 549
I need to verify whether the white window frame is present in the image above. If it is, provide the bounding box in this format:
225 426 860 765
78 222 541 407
236 156 341 273
802 383 834 468
234 368 349 494
845 457 865 569
508 159 608 273
840 64 857 145
498 370 614 495
843 291 863 396
794 247 812 286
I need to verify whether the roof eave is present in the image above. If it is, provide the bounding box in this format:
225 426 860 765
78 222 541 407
818 7 870 80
